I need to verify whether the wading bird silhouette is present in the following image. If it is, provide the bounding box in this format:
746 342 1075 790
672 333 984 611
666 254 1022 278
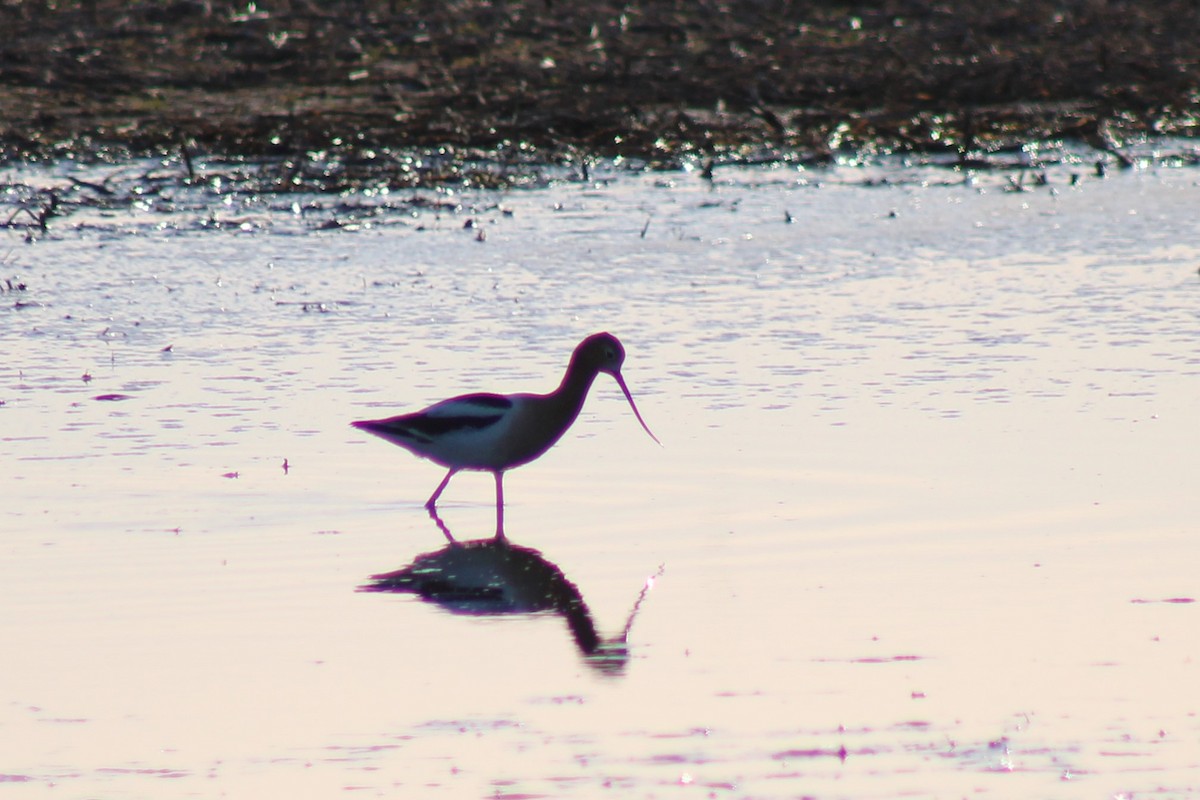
352 332 659 537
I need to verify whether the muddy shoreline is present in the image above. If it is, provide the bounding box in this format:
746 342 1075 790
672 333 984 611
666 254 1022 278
2 1 1199 186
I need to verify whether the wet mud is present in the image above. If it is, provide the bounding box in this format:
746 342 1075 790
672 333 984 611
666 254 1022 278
4 1 1199 163
2 1 1199 229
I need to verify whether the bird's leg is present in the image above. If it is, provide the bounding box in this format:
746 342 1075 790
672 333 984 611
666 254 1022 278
493 471 506 540
426 504 457 544
426 468 458 511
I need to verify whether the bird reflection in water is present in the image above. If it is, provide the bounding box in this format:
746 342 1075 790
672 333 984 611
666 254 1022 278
360 509 661 676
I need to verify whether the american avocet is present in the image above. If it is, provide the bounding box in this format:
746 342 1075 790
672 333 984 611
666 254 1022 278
352 332 659 537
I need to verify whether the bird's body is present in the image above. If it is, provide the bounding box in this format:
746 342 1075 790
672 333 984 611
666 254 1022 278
352 332 658 537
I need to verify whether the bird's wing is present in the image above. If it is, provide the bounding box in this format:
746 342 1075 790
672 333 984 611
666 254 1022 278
355 394 511 444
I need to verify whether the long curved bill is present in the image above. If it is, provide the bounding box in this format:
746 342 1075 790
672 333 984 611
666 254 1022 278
613 371 661 445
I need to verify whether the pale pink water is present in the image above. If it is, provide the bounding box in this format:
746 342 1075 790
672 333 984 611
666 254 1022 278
2 153 1199 797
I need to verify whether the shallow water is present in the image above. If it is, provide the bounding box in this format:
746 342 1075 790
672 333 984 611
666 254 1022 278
3 153 1199 798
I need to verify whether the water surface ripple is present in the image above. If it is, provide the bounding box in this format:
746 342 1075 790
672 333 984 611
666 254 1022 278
2 156 1199 798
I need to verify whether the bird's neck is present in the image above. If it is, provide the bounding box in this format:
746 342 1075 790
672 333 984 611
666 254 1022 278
550 359 600 418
